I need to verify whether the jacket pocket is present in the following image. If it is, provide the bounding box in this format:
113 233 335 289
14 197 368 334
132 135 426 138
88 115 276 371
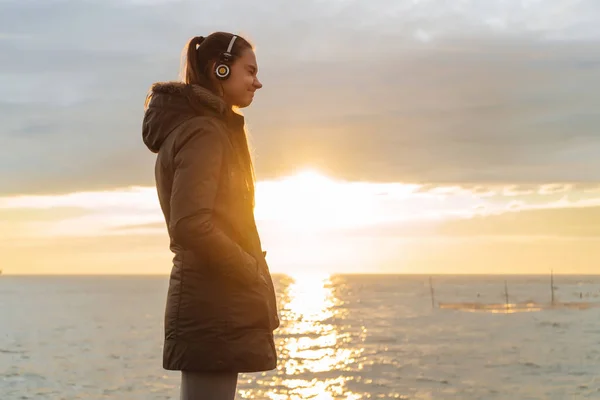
224 277 271 331
257 257 280 331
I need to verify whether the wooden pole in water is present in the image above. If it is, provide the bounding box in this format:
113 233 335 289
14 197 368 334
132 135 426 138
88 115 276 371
429 276 435 308
504 280 509 309
550 269 555 305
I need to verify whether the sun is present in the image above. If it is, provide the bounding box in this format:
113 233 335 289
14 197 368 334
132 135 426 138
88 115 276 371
254 168 377 233
252 168 416 275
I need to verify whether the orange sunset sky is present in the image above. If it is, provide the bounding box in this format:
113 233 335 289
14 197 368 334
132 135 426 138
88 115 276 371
2 0 600 275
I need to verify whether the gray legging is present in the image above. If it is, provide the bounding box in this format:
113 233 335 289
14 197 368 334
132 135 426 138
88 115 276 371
180 371 239 400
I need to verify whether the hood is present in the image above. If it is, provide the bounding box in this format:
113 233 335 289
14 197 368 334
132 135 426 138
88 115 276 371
142 82 228 153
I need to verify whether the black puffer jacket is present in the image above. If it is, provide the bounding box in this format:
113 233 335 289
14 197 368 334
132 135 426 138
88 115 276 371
142 82 279 373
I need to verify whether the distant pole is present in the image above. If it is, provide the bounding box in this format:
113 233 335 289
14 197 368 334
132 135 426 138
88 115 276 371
429 276 435 308
504 280 509 309
550 269 555 305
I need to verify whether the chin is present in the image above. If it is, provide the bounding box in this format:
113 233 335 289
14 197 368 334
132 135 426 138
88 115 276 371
237 94 254 108
236 99 253 109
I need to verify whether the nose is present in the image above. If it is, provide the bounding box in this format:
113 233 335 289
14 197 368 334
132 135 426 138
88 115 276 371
254 77 263 90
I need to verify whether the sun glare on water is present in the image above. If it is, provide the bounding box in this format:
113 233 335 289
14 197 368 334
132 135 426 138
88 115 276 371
242 271 365 399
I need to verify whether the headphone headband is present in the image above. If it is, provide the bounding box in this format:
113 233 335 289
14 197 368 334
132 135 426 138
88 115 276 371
225 35 237 55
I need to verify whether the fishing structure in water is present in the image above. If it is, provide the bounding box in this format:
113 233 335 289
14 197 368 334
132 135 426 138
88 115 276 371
430 271 599 313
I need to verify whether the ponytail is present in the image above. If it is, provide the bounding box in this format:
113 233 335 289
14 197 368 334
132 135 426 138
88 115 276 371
180 36 205 85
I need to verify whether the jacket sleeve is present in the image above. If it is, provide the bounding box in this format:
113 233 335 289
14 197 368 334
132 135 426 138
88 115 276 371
169 126 259 285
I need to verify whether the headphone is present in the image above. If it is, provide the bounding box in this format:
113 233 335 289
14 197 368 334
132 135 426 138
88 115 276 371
214 35 238 80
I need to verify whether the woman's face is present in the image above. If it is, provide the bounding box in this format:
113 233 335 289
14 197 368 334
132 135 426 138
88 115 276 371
218 48 262 108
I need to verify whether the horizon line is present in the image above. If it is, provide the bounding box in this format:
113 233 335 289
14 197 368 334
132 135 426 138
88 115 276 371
2 272 599 277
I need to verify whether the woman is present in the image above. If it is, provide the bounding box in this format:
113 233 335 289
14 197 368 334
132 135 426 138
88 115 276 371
142 32 280 399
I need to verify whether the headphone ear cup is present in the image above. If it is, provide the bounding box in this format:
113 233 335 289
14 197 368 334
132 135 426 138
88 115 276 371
215 63 230 80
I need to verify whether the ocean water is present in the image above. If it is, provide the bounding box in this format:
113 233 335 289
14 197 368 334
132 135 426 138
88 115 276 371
1 274 600 399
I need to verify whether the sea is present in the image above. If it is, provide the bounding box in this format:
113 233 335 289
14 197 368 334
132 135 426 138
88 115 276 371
1 274 600 400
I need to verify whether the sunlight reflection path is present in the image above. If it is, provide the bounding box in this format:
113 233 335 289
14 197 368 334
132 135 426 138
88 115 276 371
266 273 364 400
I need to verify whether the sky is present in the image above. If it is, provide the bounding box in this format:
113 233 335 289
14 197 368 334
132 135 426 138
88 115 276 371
1 0 600 275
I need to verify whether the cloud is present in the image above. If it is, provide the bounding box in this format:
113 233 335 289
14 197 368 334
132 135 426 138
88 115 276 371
538 184 574 195
337 204 600 240
0 186 158 210
1 0 600 195
252 35 600 184
502 185 536 197
0 186 163 237
3 176 600 242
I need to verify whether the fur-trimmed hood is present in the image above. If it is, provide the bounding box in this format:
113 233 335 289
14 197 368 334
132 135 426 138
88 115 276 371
142 82 230 153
